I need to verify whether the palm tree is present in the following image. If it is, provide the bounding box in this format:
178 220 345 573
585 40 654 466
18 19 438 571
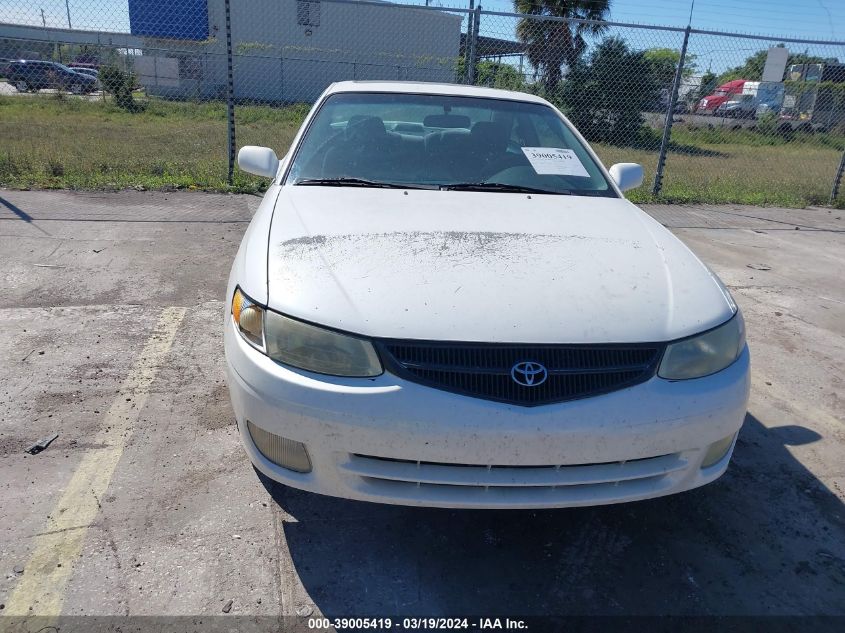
513 0 611 92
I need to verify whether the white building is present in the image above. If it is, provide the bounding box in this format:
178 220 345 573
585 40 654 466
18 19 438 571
133 0 462 103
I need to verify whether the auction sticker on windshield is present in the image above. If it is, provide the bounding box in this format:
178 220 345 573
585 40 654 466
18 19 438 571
521 147 590 177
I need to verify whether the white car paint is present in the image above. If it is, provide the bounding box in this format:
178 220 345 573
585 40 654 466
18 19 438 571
266 187 733 343
225 81 749 509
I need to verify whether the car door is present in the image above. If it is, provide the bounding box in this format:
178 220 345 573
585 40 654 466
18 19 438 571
45 63 62 89
18 63 36 87
28 62 48 88
59 67 76 90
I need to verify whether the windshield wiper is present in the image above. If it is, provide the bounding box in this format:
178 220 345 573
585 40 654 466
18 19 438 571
440 182 570 195
294 177 436 190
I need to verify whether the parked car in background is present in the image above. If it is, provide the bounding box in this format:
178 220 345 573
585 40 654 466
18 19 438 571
7 60 98 94
68 66 100 86
226 81 750 510
68 66 99 80
696 79 748 114
716 94 757 118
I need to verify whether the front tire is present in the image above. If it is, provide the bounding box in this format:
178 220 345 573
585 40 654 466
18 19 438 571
15 80 29 92
70 82 83 95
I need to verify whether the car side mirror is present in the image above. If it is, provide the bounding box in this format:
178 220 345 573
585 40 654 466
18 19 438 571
608 163 644 192
237 146 279 178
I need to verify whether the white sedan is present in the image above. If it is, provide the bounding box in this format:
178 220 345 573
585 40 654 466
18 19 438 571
225 81 749 509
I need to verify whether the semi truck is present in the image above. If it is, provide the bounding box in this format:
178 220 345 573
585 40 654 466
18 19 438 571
695 79 747 114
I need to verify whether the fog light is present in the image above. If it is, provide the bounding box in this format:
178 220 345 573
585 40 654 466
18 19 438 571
701 433 737 468
246 420 312 473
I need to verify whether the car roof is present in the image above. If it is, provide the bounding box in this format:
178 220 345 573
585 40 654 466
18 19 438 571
325 81 553 106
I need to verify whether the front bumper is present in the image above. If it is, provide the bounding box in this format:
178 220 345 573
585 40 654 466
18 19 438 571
225 319 750 509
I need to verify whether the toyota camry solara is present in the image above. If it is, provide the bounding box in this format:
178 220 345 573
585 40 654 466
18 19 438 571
224 81 749 509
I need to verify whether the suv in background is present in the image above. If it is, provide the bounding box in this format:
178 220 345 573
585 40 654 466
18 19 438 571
7 60 98 94
68 66 100 83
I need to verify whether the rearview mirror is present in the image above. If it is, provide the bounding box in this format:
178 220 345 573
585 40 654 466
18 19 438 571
608 163 644 192
238 146 279 178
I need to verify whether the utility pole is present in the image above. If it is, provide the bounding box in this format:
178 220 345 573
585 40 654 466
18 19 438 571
41 8 46 27
65 0 72 29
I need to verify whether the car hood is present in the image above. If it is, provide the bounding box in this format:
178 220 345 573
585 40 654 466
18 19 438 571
266 187 734 343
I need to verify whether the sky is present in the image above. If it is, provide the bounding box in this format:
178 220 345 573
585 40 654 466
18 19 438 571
469 0 844 41
1 0 843 74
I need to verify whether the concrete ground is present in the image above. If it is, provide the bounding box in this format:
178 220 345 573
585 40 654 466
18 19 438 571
0 190 843 628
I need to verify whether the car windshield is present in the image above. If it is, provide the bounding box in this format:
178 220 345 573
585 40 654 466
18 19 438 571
284 92 614 197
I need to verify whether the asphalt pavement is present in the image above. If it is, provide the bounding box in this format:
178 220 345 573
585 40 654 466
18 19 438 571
0 190 843 629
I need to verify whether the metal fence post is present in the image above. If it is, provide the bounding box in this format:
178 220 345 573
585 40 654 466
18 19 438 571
466 5 481 84
224 0 236 186
464 0 474 84
652 25 690 197
830 150 845 204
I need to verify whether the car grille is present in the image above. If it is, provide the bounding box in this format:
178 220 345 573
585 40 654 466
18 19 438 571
377 341 664 406
340 453 687 505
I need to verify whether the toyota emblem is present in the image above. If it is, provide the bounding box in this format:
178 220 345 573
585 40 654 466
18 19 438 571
511 361 548 387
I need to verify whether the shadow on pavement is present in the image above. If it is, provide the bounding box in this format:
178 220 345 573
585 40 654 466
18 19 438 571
260 412 845 617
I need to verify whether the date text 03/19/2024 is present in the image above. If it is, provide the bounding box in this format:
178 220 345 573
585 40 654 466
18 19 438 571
306 617 529 630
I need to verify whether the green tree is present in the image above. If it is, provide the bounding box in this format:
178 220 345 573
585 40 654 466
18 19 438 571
643 48 698 89
694 70 718 102
476 60 527 91
559 37 659 144
513 0 610 93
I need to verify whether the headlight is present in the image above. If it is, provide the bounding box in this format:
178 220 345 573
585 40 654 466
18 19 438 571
658 312 746 380
231 288 382 377
264 311 382 377
232 287 264 349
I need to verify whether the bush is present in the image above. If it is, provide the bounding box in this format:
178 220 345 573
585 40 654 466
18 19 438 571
99 65 141 112
777 122 795 140
454 57 528 92
756 111 778 136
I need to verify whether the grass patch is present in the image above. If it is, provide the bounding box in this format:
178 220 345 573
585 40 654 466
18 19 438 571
1 94 843 206
595 141 842 207
0 95 304 193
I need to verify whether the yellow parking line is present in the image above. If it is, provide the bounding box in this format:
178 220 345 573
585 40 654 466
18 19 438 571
5 306 187 616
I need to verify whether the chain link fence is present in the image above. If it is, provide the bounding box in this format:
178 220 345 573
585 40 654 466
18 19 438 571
1 0 844 205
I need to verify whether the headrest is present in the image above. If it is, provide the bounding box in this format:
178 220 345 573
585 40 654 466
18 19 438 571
345 115 387 141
